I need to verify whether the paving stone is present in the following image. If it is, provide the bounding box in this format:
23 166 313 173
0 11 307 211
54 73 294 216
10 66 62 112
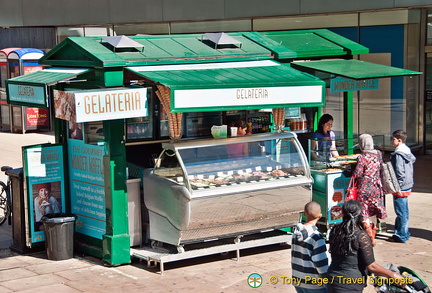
1 274 69 291
0 267 37 281
15 283 82 293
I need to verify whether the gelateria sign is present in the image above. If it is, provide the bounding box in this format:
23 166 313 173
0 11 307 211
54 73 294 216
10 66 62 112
54 87 148 123
173 85 322 110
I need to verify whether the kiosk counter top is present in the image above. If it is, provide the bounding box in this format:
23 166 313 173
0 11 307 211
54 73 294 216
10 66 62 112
143 132 313 247
308 135 385 231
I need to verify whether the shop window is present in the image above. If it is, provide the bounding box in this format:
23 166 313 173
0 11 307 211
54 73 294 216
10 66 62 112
114 23 170 35
170 19 250 34
427 10 432 45
8 63 20 79
0 65 7 89
425 54 432 152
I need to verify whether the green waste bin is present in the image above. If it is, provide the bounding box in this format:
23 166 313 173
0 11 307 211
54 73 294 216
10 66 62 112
41 213 77 260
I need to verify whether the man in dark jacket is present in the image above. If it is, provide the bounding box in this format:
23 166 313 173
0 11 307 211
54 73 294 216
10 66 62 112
390 129 416 243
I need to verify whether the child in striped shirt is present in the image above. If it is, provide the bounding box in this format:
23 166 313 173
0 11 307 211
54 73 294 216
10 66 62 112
291 201 328 293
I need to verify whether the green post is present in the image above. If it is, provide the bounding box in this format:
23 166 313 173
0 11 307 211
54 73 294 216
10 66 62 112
102 119 130 265
315 107 323 131
344 91 354 154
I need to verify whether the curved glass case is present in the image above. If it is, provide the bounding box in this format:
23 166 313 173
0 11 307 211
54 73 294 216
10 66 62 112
143 132 313 246
154 132 311 197
308 135 385 173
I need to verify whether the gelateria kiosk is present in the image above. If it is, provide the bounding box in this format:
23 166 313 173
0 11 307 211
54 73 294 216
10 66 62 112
5 30 420 270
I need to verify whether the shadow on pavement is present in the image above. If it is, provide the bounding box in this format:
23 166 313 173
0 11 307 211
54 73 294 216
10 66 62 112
385 224 432 242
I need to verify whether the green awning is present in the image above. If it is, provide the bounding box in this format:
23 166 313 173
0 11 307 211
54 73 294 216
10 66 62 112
6 67 89 107
292 59 422 80
126 60 326 112
6 67 90 86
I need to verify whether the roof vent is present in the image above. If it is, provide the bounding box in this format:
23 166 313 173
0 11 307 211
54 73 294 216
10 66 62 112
102 35 144 52
201 32 242 49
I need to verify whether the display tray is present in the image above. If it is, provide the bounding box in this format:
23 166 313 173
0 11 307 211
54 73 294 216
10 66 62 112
329 154 359 161
188 174 305 190
315 168 343 174
160 166 306 189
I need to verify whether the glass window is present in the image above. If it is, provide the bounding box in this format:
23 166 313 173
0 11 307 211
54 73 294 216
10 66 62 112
308 135 384 170
0 64 7 89
8 62 20 78
11 106 22 128
153 133 308 194
427 10 432 45
425 54 432 152
1 104 10 126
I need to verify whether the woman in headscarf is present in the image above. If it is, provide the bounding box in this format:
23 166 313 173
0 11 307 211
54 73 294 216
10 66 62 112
352 134 387 245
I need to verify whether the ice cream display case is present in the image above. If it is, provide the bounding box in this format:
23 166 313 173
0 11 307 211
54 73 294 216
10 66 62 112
308 135 384 230
143 132 313 249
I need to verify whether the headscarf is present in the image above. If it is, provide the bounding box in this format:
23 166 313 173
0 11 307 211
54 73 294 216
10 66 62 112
358 133 379 155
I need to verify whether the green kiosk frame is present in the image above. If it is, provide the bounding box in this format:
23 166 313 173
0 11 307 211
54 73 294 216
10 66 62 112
6 30 420 265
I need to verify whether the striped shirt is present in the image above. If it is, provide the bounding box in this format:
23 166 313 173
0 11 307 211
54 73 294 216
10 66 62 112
291 223 328 289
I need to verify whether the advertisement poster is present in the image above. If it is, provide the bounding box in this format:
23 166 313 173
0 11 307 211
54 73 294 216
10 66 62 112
23 144 66 244
26 107 49 127
68 138 106 239
328 175 351 225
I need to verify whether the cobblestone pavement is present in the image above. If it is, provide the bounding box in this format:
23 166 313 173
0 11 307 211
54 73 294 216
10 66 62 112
0 131 431 292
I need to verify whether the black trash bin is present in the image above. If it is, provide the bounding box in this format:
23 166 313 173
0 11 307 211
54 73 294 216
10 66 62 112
41 213 77 261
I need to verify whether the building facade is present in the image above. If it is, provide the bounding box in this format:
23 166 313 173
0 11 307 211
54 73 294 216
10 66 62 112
0 0 431 152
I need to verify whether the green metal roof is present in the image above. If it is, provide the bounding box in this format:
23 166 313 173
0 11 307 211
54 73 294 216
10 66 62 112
292 59 422 79
39 33 274 68
241 32 298 59
126 60 326 112
259 29 369 59
38 30 372 68
128 60 323 89
6 67 90 85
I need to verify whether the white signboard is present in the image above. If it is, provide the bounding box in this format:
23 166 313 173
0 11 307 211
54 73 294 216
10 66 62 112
173 85 322 109
54 88 148 123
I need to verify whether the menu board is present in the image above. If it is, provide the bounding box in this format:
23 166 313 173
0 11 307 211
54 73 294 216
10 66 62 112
23 144 66 243
68 138 106 239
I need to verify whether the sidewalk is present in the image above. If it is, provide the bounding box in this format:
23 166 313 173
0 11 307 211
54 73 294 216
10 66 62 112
0 131 431 292
0 131 54 183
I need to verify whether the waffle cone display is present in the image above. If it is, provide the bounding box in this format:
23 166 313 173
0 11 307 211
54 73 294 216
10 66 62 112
156 85 183 141
272 108 285 131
